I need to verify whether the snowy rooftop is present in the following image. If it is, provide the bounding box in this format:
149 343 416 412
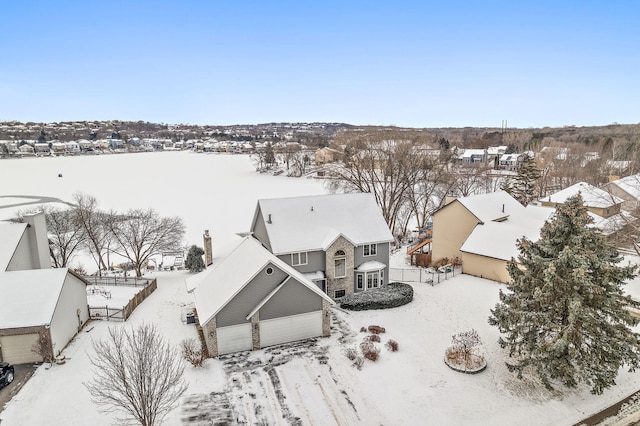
455 190 525 223
192 237 333 326
461 205 555 261
544 181 623 208
0 268 68 328
255 193 394 255
0 221 27 271
609 174 640 201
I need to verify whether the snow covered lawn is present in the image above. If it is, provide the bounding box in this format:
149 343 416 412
86 284 142 309
3 268 640 425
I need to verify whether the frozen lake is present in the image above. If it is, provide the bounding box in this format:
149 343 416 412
0 152 326 268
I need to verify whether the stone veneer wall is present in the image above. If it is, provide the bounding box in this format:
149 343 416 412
251 313 260 350
322 300 331 337
325 235 355 300
202 317 218 358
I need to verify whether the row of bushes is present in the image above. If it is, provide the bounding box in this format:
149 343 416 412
339 282 413 311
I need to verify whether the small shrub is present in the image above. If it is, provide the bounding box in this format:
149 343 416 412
181 338 206 367
340 283 413 311
361 342 380 362
342 347 358 361
386 339 399 352
353 356 364 370
368 334 381 343
360 326 367 333
368 325 386 334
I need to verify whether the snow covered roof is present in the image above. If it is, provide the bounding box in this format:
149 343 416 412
461 149 486 158
454 191 525 223
544 182 623 208
609 175 640 201
0 221 27 271
589 211 635 236
254 193 394 255
192 237 334 326
460 205 555 261
356 261 387 272
0 268 69 328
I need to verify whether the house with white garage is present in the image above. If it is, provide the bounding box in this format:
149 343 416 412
431 191 554 283
0 213 89 364
249 193 395 300
191 236 334 357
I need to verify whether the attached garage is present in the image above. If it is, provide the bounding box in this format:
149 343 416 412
217 324 252 355
192 237 334 358
260 311 323 348
0 333 42 364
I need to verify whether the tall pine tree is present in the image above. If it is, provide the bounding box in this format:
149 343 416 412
501 153 541 206
489 194 640 394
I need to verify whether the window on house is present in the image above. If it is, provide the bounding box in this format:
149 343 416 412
356 274 363 290
335 289 346 298
291 252 308 266
334 250 346 278
367 271 380 289
363 244 377 256
335 258 346 278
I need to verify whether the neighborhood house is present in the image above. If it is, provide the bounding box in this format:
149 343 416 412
0 213 89 364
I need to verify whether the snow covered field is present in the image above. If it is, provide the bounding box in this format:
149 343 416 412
1 152 640 425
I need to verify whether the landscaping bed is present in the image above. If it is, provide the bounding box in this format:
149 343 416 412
339 282 413 311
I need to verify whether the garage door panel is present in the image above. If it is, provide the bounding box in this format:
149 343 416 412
217 324 252 355
0 334 43 364
260 311 322 348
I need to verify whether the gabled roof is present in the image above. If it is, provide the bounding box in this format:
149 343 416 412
545 181 623 208
609 174 640 201
454 191 525 224
192 237 333 326
0 221 27 271
0 268 69 328
460 205 555 261
252 193 394 255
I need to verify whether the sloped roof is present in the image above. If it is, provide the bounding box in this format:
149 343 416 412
545 182 623 208
0 221 27 271
254 193 394 255
460 205 555 261
0 268 69 328
455 191 525 223
192 237 333 326
609 174 640 201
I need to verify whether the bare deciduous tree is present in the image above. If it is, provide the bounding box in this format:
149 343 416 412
45 206 87 268
72 192 114 272
85 324 187 426
108 208 185 277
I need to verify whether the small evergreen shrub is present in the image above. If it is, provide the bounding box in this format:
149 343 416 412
360 326 367 333
340 283 413 311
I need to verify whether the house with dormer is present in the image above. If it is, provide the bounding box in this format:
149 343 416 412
431 191 554 283
249 193 395 300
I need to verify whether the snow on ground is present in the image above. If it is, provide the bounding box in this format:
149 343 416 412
2 153 640 425
86 284 143 308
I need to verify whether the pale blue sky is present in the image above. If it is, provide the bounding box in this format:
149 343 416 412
1 1 638 128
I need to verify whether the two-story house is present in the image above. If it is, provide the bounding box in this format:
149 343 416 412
249 193 395 300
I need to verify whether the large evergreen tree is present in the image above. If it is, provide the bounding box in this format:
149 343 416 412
489 194 640 394
501 153 541 206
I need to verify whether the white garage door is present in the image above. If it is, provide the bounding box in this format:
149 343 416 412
260 311 323 348
217 323 252 355
0 334 43 364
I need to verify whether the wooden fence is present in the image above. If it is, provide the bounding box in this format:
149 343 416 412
88 278 157 321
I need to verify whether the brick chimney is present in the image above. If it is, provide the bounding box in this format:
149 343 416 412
203 230 213 267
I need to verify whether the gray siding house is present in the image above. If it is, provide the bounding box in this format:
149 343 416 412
192 237 334 357
249 193 395 301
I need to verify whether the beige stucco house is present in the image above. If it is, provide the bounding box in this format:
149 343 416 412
432 191 554 283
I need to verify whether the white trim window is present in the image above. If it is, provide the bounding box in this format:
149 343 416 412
356 273 364 290
334 250 346 278
291 252 308 266
366 271 380 289
363 244 377 257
